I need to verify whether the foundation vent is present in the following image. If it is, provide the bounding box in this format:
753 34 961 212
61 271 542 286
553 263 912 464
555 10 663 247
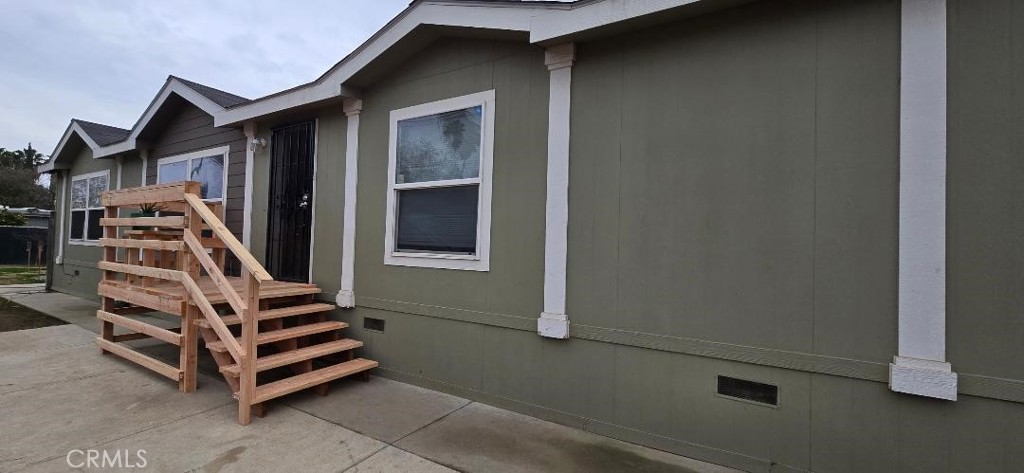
717 376 778 407
363 317 386 333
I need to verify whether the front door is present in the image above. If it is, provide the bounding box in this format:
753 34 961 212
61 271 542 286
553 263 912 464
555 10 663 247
266 121 315 282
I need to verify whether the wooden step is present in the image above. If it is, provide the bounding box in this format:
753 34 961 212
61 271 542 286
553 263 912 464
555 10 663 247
248 358 378 404
196 303 335 328
206 321 348 352
220 339 363 376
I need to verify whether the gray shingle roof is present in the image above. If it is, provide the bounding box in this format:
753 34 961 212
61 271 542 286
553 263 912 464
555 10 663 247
171 76 251 108
73 119 130 146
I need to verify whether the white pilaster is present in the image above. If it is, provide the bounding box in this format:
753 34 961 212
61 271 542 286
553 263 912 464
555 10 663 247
891 0 957 401
337 98 362 308
242 122 257 250
538 43 575 339
140 148 148 186
55 171 67 264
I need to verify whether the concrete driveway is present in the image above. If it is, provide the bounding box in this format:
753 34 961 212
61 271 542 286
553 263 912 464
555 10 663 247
0 288 740 473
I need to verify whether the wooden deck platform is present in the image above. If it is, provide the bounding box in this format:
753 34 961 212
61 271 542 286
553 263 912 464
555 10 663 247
99 277 321 315
95 181 375 425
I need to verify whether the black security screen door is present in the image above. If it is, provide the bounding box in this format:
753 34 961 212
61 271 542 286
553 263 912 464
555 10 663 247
266 121 315 282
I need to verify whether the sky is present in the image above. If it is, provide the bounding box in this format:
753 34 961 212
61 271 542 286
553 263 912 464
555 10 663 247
0 0 408 156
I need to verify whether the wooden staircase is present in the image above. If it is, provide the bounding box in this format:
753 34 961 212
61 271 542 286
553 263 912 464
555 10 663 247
94 181 376 424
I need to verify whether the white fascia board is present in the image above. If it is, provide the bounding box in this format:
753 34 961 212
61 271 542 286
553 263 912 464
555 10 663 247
39 121 104 173
93 79 226 159
214 2 544 126
531 0 706 42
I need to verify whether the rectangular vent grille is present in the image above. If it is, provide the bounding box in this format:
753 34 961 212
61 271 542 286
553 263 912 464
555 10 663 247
717 376 778 407
363 317 386 332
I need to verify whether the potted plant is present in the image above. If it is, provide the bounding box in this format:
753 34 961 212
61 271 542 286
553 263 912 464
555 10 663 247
131 203 165 230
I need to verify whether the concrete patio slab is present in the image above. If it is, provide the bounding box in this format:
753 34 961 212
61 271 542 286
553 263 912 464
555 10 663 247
285 375 470 442
0 343 131 395
345 446 457 473
0 368 233 470
17 404 386 473
0 293 743 473
396 402 742 473
0 324 94 356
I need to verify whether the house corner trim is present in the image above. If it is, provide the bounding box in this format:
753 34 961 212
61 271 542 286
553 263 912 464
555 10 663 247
338 98 363 308
242 122 257 250
891 0 956 400
538 42 575 339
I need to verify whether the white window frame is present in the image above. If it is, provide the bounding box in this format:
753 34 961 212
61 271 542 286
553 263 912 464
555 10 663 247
67 169 110 246
384 90 495 271
156 146 230 203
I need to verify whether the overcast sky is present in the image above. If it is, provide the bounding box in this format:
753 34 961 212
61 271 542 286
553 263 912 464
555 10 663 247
0 0 408 155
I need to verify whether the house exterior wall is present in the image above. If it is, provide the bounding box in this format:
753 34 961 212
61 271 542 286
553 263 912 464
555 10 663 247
144 103 247 241
247 1 1024 471
50 147 120 300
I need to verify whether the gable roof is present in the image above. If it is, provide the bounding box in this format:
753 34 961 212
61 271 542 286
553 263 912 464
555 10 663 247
74 119 131 146
171 76 251 108
91 76 250 159
38 76 251 171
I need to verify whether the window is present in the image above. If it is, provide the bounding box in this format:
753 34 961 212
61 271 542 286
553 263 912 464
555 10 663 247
384 90 495 271
156 146 228 201
69 170 109 244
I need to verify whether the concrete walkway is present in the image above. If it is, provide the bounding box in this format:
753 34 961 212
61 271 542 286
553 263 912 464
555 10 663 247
0 288 740 473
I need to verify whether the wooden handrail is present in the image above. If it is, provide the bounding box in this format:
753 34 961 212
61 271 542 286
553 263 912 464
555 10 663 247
181 275 243 364
181 231 247 318
183 193 272 282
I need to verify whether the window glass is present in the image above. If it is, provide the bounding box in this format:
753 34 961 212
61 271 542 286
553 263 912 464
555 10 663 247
396 106 482 184
190 155 224 199
396 185 479 254
71 179 87 209
86 210 104 240
88 175 107 207
70 212 85 240
159 160 188 183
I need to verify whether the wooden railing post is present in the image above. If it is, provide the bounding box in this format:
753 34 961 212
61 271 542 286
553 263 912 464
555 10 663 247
99 205 118 352
238 272 261 425
178 199 202 393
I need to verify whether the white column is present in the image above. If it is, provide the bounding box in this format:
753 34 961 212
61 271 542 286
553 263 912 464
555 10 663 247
139 148 148 186
115 156 123 190
337 98 362 308
538 43 575 339
890 0 957 401
242 122 257 250
55 171 67 264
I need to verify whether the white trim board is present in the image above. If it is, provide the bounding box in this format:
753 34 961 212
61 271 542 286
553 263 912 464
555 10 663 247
382 90 495 272
308 119 320 284
38 121 106 173
155 145 230 205
94 78 229 159
67 169 111 246
890 0 956 401
242 122 257 249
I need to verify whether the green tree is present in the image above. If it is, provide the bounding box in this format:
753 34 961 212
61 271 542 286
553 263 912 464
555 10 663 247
0 143 54 209
0 209 27 226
